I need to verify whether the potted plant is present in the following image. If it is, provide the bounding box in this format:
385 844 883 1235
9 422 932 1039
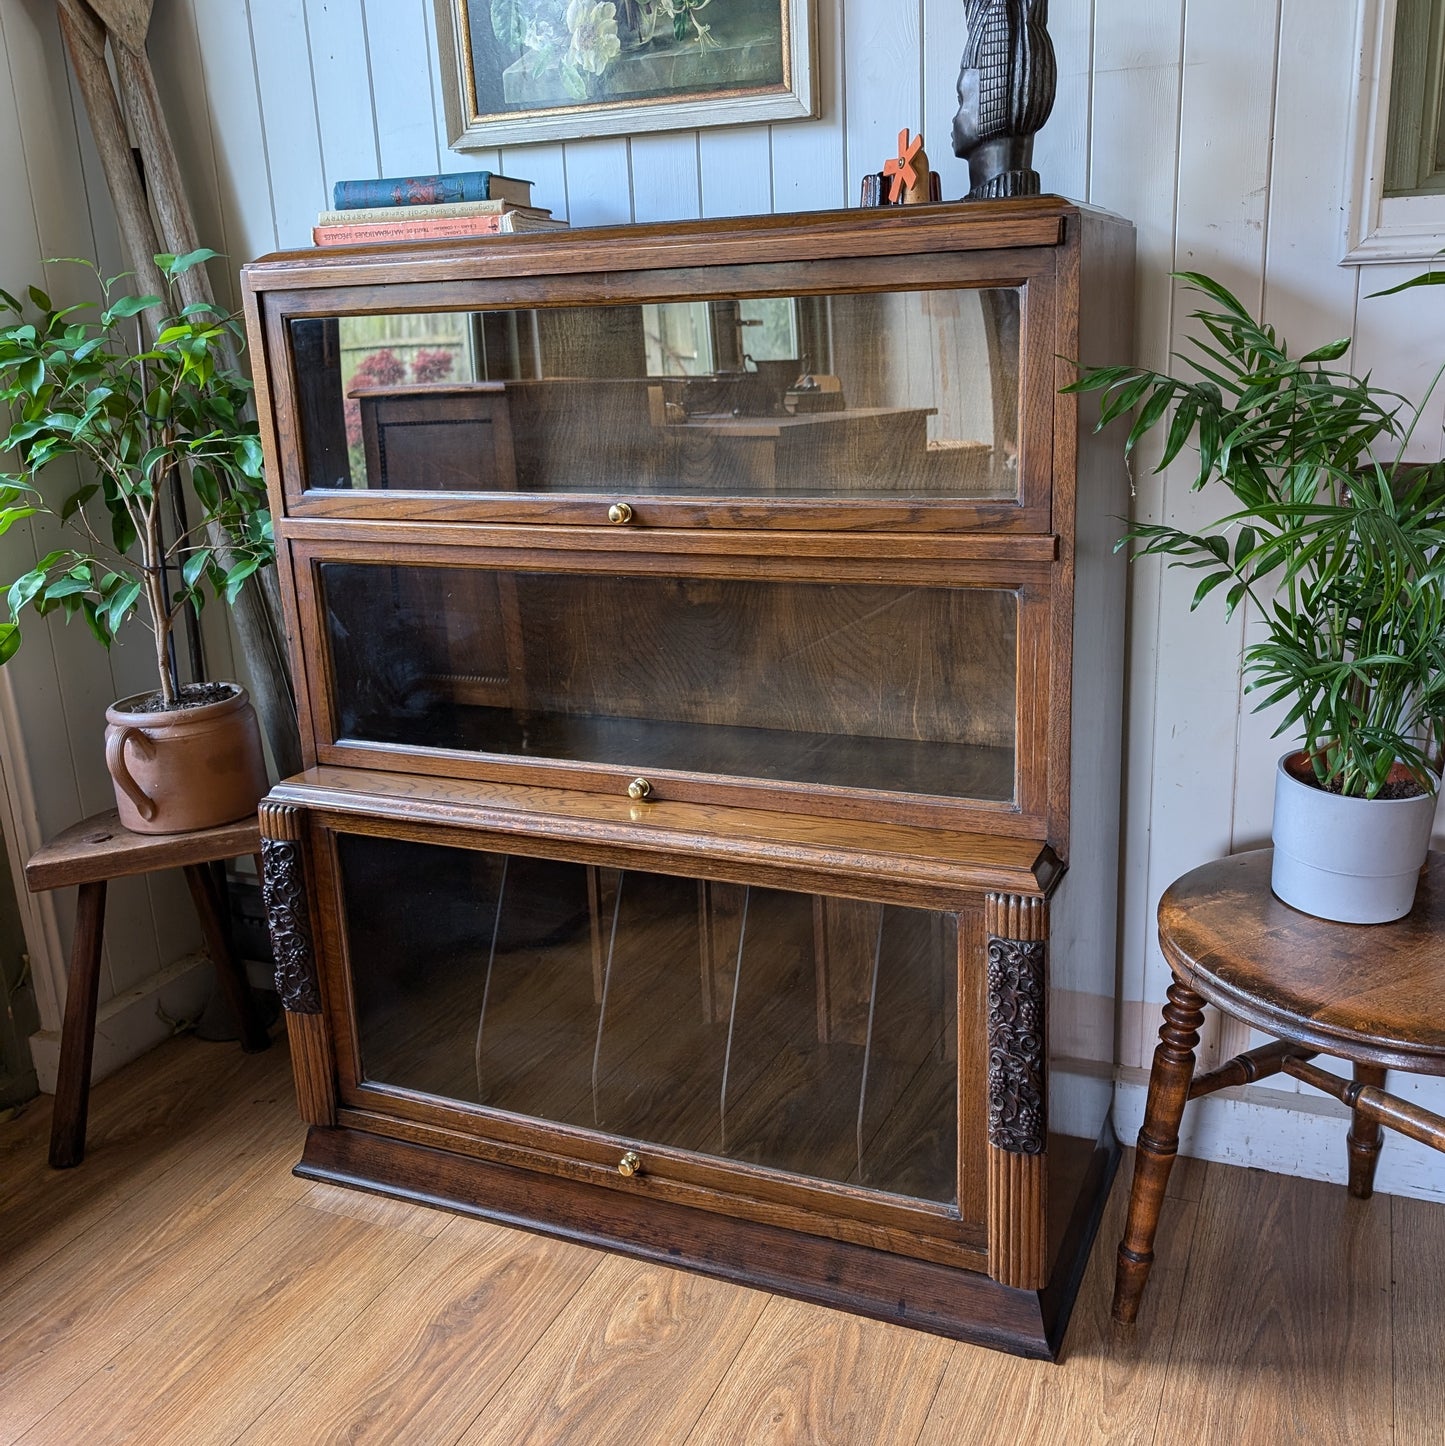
0 249 273 835
1067 272 1445 923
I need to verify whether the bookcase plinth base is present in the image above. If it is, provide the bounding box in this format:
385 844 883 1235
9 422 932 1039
294 1121 1120 1361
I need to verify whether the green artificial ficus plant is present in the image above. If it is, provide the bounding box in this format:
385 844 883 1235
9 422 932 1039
0 249 272 709
1065 270 1445 800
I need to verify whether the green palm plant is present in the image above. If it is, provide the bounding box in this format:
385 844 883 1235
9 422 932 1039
1065 271 1445 799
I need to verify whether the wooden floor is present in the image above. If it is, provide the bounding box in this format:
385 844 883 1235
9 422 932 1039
1 1029 1441 1445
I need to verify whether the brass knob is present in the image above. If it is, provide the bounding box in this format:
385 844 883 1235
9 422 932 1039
618 1150 642 1177
608 502 634 524
627 777 652 801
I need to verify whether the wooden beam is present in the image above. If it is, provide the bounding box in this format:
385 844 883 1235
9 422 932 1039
54 0 166 302
83 0 153 55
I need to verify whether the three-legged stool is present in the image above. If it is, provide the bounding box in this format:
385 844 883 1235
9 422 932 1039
25 809 271 1168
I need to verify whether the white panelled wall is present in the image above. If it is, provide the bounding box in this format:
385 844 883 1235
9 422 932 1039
1 0 1443 1198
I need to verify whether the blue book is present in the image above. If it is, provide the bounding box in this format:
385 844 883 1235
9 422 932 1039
332 171 533 210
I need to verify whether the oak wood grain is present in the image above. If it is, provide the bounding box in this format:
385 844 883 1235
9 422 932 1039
297 1125 1043 1345
243 198 1133 1360
918 1162 1198 1446
270 766 1061 904
3 1038 1444 1443
0 1048 304 1439
24 809 261 892
1163 1152 1210 1204
0 1039 297 1301
297 1178 454 1237
1392 1192 1445 1446
1154 1166 1393 1446
247 1215 602 1445
1158 850 1445 1073
686 1294 953 1445
16 1196 434 1445
242 197 1069 291
456 1254 769 1445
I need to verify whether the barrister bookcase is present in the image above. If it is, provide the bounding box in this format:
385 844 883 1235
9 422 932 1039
243 197 1134 1358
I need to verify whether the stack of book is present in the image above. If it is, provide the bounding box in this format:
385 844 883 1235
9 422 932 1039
313 170 568 247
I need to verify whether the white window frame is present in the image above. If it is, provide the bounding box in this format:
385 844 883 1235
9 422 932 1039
1344 0 1445 262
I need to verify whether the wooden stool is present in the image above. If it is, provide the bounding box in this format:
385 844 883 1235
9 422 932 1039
25 809 270 1169
1114 848 1445 1325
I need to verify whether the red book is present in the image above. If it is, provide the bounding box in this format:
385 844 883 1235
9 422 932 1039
312 212 569 247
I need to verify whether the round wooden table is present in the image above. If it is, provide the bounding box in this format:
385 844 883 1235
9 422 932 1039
1113 848 1445 1325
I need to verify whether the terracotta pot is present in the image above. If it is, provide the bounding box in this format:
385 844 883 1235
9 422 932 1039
1271 751 1440 924
104 684 269 836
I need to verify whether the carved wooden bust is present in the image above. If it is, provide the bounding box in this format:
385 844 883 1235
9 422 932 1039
952 0 1057 200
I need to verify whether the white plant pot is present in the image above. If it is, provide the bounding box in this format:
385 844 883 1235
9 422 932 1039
1271 751 1440 924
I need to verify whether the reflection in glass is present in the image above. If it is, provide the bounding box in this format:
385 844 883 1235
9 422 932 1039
321 563 1019 802
341 833 959 1205
290 287 1022 500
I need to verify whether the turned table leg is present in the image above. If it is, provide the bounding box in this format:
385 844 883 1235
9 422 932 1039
183 863 270 1054
1113 976 1207 1324
49 880 107 1169
1346 1062 1387 1199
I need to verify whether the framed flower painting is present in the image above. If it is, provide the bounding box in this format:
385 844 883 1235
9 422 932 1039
434 0 818 148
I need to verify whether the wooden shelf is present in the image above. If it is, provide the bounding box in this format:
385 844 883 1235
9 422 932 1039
340 705 1017 804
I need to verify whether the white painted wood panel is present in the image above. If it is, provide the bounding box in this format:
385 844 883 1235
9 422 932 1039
5 4 142 1002
920 0 970 202
1087 0 1186 1073
304 0 383 205
630 133 701 223
557 137 633 227
422 0 499 181
510 142 568 218
699 127 772 218
0 0 208 1064
769 0 845 212
842 0 921 207
1134 0 1282 1074
363 0 441 180
251 0 330 250
0 0 1440 1193
148 0 239 313
186 0 279 273
1032 0 1092 203
1232 3 1365 1082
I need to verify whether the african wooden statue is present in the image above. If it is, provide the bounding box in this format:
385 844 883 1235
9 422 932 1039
952 0 1057 199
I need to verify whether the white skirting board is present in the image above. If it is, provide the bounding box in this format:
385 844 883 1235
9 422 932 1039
27 953 214 1094
1114 1067 1445 1204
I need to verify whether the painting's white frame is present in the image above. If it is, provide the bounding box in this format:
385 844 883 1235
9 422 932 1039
434 0 818 151
1343 0 1445 263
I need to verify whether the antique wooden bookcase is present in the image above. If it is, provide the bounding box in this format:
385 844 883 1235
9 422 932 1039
242 198 1134 1359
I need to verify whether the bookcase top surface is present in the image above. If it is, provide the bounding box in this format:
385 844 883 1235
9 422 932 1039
242 196 1130 295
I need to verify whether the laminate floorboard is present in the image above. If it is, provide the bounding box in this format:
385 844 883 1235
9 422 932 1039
1152 1167 1394 1446
18 1198 433 1446
686 1296 954 1445
917 1168 1200 1446
458 1253 770 1445
247 1214 603 1444
1389 1193 1445 1446
0 1031 1439 1445
0 1036 285 1290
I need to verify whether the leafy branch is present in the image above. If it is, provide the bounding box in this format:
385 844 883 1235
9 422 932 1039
0 250 272 706
1065 271 1445 799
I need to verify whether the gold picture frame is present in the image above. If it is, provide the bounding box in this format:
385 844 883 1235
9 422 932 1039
433 0 818 149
